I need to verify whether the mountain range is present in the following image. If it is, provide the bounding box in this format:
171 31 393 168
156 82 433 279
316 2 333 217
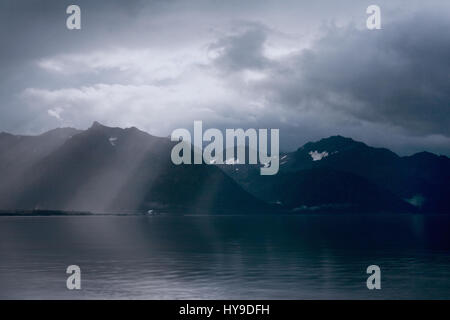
219 136 450 214
0 122 268 214
1 122 449 214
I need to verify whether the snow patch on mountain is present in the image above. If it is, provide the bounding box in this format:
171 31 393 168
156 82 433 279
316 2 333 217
225 158 239 165
309 150 329 161
109 137 118 146
405 194 425 208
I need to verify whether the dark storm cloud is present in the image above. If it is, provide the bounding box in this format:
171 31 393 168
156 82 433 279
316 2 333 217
208 22 273 71
210 9 450 138
292 11 450 136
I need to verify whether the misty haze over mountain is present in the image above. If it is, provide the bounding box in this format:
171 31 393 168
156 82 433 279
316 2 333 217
1 123 449 214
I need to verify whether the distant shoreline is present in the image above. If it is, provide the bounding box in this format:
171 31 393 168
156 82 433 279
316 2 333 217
0 209 94 216
0 209 447 216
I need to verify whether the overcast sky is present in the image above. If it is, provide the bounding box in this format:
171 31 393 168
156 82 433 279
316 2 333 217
1 0 449 155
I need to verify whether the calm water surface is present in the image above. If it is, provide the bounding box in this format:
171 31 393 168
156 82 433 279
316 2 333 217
0 214 449 299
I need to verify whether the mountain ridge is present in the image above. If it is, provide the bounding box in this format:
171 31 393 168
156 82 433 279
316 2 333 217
0 122 272 214
1 123 449 214
220 135 450 214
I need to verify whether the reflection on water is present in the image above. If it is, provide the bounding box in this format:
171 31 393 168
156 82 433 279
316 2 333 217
0 214 449 299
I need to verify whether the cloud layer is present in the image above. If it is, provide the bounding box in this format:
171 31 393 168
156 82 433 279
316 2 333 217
1 0 450 155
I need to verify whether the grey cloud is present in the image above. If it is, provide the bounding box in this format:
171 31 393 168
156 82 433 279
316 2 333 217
294 11 450 136
211 10 450 138
208 23 272 72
